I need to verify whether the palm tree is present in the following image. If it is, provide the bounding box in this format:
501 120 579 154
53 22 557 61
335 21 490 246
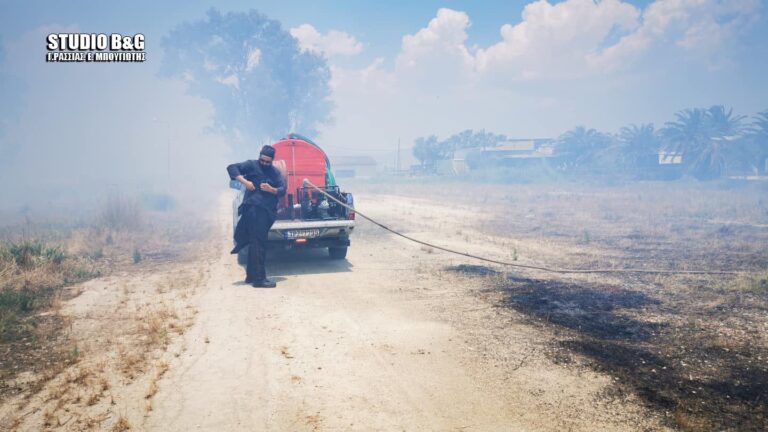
744 110 768 174
661 105 746 180
616 123 661 168
555 126 613 170
751 110 768 140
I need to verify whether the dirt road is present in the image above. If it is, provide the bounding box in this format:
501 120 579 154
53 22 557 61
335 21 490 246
4 183 765 431
137 192 667 431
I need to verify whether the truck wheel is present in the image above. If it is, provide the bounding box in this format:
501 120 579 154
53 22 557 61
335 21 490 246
237 246 249 265
328 247 347 260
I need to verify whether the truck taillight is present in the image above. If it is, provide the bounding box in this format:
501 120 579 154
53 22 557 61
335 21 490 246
347 211 355 220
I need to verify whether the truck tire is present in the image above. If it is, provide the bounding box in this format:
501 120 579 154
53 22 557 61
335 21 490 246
328 246 347 260
237 246 249 265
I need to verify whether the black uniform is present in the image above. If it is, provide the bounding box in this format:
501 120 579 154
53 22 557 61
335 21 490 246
227 160 286 283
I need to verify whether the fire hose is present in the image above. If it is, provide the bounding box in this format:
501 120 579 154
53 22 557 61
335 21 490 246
303 179 745 275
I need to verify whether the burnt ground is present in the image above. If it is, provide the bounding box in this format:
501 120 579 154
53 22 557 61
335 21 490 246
362 181 768 430
0 313 76 401
450 264 768 431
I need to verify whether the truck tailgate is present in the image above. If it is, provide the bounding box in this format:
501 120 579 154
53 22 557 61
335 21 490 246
269 219 354 241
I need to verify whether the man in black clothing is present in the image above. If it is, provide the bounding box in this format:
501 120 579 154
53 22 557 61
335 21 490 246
227 145 286 288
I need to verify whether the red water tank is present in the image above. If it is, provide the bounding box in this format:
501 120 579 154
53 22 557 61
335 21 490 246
272 138 329 214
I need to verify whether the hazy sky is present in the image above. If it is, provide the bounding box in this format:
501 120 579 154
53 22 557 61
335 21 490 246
0 0 766 208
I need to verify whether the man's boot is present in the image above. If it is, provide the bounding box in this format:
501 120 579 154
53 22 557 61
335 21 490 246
252 278 276 288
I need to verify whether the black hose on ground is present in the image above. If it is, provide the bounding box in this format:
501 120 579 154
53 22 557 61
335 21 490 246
302 179 744 275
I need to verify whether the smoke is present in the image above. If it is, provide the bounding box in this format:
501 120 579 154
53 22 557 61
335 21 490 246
160 8 333 156
0 35 24 167
0 8 335 223
0 25 230 219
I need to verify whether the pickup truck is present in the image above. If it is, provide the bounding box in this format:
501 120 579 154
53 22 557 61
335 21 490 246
230 134 355 261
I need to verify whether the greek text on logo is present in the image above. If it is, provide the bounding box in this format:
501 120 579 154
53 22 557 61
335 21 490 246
46 33 146 63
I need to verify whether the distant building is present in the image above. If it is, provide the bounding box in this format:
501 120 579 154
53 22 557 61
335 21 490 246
431 138 555 174
481 139 555 160
658 151 683 164
333 156 377 178
434 158 470 175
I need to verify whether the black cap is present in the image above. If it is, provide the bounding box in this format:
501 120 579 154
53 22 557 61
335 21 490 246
260 145 276 159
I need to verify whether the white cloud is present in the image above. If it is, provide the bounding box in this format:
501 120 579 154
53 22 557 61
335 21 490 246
397 8 474 71
246 48 261 71
388 1 761 82
217 74 239 89
289 24 363 57
329 58 393 94
318 0 765 165
476 0 640 79
592 0 762 69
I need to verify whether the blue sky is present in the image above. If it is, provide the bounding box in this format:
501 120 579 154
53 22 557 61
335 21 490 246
1 0 660 65
1 0 766 177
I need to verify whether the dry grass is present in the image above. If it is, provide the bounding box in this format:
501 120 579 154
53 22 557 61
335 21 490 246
406 180 768 431
350 179 767 430
145 380 158 400
304 413 323 432
156 360 169 377
42 407 56 428
86 391 100 406
2 236 206 430
97 195 143 232
143 363 168 402
9 268 202 430
674 404 710 432
280 346 294 359
139 305 178 348
0 193 209 404
356 180 767 270
111 415 131 431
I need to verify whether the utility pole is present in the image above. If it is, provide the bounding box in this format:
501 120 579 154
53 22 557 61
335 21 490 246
397 138 401 173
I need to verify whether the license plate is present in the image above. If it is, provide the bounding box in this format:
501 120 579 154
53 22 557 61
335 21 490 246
285 229 320 239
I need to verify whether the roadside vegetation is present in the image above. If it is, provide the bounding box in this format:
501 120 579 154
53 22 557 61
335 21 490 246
0 193 191 402
412 106 768 182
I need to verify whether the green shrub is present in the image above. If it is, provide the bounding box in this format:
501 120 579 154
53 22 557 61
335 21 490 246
0 288 37 313
73 267 99 279
8 240 44 266
1 240 67 266
746 273 768 294
0 245 11 263
44 246 66 264
0 287 56 341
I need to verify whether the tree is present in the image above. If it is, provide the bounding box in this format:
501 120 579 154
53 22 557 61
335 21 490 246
160 9 332 154
412 135 447 169
439 129 507 158
612 123 661 175
661 106 746 180
555 126 613 170
439 130 470 156
744 110 768 174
